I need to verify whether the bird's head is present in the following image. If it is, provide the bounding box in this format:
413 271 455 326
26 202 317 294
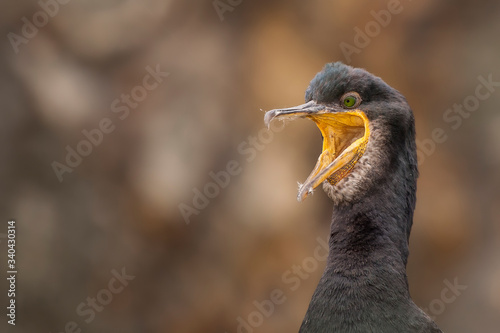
265 62 417 204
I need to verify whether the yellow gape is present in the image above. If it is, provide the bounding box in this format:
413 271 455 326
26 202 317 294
298 111 370 201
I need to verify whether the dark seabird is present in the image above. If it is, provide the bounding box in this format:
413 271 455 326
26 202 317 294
264 62 442 333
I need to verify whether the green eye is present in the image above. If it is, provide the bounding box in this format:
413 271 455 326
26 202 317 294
343 95 357 108
341 92 361 108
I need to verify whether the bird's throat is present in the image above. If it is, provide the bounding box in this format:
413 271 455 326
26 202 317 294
300 183 417 332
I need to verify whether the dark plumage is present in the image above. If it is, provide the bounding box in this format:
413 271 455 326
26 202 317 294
265 62 442 333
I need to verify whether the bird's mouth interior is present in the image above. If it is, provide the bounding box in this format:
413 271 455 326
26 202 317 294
264 104 370 201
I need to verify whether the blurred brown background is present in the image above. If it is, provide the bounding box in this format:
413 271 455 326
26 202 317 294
0 0 499 332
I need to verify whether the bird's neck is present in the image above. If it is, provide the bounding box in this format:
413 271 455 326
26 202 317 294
300 174 417 332
328 182 413 271
326 144 418 276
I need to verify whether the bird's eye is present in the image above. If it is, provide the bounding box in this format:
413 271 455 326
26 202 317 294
343 96 356 107
341 92 361 109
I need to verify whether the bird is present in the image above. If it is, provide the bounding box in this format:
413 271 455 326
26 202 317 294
264 62 442 333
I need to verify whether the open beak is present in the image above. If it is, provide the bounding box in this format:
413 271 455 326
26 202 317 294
264 101 370 201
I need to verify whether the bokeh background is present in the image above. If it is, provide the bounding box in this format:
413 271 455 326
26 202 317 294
0 0 499 332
